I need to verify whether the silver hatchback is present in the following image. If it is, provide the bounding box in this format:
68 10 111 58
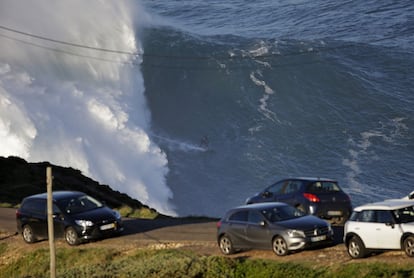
217 202 334 256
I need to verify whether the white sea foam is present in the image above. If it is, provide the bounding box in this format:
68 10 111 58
0 1 175 215
342 118 409 201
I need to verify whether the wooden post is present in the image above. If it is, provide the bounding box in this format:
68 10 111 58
47 167 56 278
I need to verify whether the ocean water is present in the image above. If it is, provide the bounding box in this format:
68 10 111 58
0 1 413 217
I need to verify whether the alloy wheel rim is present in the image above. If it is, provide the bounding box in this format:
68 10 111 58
405 239 414 256
23 227 33 242
220 237 231 254
66 229 77 244
273 238 286 255
349 241 360 257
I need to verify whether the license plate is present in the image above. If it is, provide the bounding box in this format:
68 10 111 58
100 223 116 230
311 235 326 242
327 211 342 216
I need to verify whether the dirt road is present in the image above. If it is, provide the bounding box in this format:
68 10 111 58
1 208 412 266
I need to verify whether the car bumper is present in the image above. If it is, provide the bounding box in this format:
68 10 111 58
287 232 334 251
76 220 124 241
309 205 352 222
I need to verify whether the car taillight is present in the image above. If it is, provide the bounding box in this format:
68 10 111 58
216 221 222 228
303 193 320 203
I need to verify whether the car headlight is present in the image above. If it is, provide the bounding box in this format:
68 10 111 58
75 220 94 227
287 229 305 238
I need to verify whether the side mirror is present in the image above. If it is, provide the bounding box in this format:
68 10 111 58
385 222 395 229
262 191 273 198
52 212 62 219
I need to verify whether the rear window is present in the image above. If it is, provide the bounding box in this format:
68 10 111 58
228 210 248 222
307 181 341 193
350 209 396 223
21 199 46 215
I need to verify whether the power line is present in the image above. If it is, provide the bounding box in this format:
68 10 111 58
0 24 331 61
0 33 141 66
0 25 138 56
0 24 397 71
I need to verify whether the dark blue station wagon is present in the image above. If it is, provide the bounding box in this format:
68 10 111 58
245 177 352 225
16 191 123 245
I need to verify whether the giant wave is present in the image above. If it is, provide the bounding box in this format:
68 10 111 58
0 1 176 215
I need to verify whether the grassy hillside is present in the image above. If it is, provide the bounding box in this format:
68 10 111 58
1 243 413 278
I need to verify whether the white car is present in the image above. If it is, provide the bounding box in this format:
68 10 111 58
344 199 414 258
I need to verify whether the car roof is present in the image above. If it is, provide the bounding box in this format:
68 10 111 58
353 199 414 211
285 177 337 182
231 202 289 211
23 191 85 201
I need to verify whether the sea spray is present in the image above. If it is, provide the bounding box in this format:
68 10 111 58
0 1 176 215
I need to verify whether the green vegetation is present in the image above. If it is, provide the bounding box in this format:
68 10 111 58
0 203 14 208
1 245 414 278
118 205 159 219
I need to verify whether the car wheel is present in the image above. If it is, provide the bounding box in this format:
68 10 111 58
347 236 366 259
65 227 80 246
22 225 36 243
403 236 414 257
272 236 288 256
219 235 235 255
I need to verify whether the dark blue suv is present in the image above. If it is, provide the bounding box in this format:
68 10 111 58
245 177 352 225
16 191 123 245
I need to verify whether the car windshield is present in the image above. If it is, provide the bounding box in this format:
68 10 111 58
393 206 414 224
262 205 305 222
57 195 103 214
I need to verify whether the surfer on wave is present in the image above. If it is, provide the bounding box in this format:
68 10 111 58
199 135 209 149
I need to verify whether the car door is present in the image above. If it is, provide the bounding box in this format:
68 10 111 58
353 210 401 249
245 210 270 249
372 210 401 249
277 180 301 206
227 211 249 248
52 203 66 238
29 199 48 239
260 180 288 202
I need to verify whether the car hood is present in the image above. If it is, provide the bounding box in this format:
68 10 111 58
246 193 261 203
272 215 328 230
70 206 118 222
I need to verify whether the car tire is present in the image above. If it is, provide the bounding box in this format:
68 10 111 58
65 226 80 246
22 224 36 243
219 235 235 255
347 236 366 259
403 236 414 257
272 236 288 256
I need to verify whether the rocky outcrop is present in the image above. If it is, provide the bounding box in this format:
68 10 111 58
0 156 157 214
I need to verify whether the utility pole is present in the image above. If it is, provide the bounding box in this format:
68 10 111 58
47 167 56 278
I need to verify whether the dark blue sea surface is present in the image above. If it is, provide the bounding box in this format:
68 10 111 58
140 0 414 216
